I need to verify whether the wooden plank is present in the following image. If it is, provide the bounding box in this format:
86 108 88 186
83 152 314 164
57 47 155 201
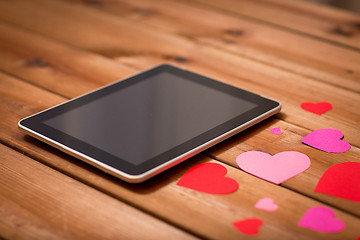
61 0 360 93
0 144 197 240
185 0 360 50
0 23 137 99
0 1 359 149
1 62 359 240
0 195 71 240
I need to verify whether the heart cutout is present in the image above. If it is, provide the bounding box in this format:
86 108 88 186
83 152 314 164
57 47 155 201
255 198 278 211
270 127 282 135
301 129 350 153
176 162 238 194
233 218 263 235
315 162 360 202
236 151 311 184
301 101 332 115
298 206 345 233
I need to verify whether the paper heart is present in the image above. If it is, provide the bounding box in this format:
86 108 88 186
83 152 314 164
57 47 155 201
315 162 360 202
301 101 332 115
270 127 282 135
233 218 263 235
255 198 278 211
298 206 345 233
301 129 350 153
236 151 311 184
176 162 238 194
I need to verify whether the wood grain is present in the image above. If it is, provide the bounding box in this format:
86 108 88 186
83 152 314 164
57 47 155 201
63 0 360 93
0 195 71 240
0 22 136 98
0 6 358 214
1 64 359 240
0 0 359 238
0 1 359 149
186 0 360 50
0 145 197 240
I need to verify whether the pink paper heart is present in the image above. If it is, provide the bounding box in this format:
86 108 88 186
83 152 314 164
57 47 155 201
301 129 350 153
270 127 282 135
298 206 345 233
236 151 311 184
255 198 278 211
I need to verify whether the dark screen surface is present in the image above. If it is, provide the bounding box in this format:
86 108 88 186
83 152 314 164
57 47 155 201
44 72 256 166
20 65 280 175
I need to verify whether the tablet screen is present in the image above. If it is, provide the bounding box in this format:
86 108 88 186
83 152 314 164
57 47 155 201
44 72 256 166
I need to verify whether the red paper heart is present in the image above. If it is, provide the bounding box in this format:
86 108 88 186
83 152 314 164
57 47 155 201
233 218 263 235
301 102 332 115
176 162 238 194
315 162 360 202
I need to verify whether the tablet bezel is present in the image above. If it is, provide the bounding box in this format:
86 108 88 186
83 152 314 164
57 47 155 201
19 64 281 183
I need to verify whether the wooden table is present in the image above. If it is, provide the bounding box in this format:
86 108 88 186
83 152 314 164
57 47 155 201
1 0 359 239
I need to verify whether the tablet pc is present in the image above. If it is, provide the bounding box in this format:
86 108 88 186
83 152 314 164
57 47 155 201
19 64 281 183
